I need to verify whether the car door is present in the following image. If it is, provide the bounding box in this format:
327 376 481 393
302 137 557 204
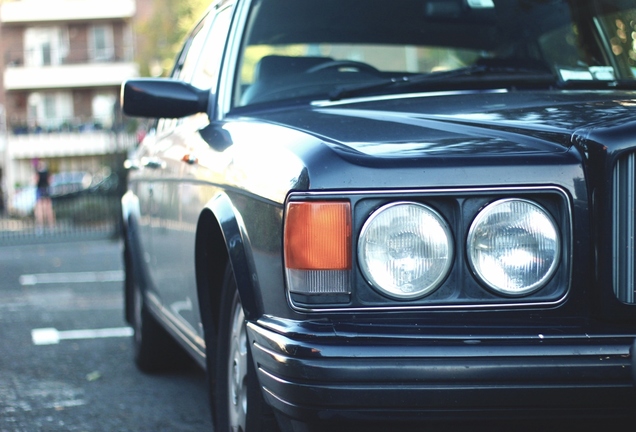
150 5 234 348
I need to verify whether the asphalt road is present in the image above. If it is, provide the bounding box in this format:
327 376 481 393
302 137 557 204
1 239 631 432
0 239 213 432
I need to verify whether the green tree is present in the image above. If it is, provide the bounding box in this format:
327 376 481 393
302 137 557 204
135 0 210 77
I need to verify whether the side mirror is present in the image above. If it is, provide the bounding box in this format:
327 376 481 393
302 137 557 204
121 78 210 119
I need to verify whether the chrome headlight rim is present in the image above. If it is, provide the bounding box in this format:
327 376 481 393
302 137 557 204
466 198 561 297
357 201 454 300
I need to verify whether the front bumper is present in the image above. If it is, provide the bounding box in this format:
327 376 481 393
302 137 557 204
247 317 636 424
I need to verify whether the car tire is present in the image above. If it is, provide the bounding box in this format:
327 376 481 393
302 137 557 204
128 246 188 373
213 266 279 432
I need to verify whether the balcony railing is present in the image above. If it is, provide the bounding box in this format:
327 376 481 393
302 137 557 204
7 115 132 136
4 46 134 68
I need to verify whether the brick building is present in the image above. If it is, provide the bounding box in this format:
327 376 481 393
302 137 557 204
0 0 153 213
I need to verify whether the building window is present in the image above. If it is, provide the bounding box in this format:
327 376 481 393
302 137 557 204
24 27 69 67
92 94 116 129
89 25 114 62
27 92 73 131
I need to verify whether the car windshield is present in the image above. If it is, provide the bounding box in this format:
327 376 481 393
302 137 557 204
233 0 636 107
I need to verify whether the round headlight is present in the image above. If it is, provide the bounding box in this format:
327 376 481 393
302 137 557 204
467 199 560 296
358 202 453 299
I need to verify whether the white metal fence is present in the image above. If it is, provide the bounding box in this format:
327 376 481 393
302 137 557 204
0 148 131 244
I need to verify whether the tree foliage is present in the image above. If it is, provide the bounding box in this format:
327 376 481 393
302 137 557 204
135 0 210 77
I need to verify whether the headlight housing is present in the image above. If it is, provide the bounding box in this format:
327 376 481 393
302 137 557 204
467 198 560 296
358 202 453 299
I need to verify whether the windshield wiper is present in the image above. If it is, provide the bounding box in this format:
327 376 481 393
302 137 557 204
328 64 556 101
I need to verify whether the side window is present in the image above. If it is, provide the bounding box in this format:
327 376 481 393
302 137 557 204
176 16 212 82
190 7 233 90
156 7 232 133
157 14 212 134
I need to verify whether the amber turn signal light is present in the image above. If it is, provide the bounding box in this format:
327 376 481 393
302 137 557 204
284 201 351 270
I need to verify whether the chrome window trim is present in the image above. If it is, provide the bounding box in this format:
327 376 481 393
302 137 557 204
216 0 251 120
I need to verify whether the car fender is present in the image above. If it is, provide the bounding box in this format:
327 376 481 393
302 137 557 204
198 192 263 323
120 190 151 291
121 190 142 323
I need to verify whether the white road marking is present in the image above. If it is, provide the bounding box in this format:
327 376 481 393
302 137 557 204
32 327 133 345
19 270 124 286
44 398 87 409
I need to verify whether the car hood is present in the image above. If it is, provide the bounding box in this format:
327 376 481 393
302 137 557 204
253 90 636 158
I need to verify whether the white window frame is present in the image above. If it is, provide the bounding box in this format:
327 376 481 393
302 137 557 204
24 27 69 67
27 92 74 130
89 25 115 62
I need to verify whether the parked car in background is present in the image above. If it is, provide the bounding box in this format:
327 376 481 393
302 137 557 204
121 0 636 431
50 171 93 198
9 171 93 216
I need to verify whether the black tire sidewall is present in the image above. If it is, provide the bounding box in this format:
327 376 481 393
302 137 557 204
212 267 278 432
129 260 188 373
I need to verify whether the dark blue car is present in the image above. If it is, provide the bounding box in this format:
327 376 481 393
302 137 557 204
121 0 636 430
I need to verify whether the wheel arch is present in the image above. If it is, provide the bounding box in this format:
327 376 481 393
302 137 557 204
195 192 263 364
122 191 141 324
121 190 140 231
